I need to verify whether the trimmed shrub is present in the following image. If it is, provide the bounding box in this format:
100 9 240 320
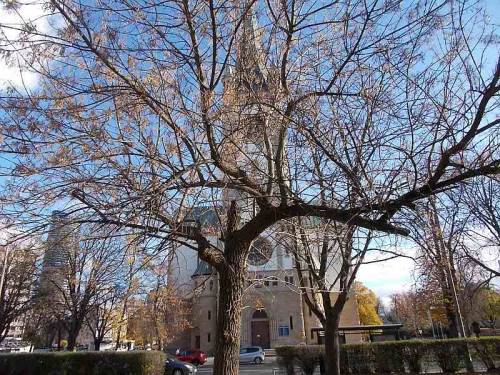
276 337 500 375
469 337 499 372
0 351 166 375
275 346 297 375
427 339 469 374
343 343 375 374
294 346 322 375
339 346 350 374
372 342 406 374
402 340 427 374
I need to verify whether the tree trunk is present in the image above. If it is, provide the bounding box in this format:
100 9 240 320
442 287 459 338
324 308 343 375
322 289 349 375
94 338 101 351
115 297 129 350
67 331 77 351
212 255 245 375
57 324 62 351
67 320 83 351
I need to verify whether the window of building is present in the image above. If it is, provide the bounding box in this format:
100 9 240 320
272 276 278 286
195 335 200 349
309 307 312 316
311 330 314 339
278 325 290 337
289 276 294 285
208 333 211 343
208 310 211 320
289 316 294 330
209 280 214 291
264 279 269 287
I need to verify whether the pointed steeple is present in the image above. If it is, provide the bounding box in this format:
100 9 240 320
235 2 268 92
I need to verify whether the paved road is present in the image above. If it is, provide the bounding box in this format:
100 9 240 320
197 357 284 375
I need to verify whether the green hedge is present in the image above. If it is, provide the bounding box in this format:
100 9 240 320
0 351 166 375
276 337 500 374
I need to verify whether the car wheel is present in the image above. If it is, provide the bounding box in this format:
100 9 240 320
254 357 263 364
192 361 200 367
173 369 182 375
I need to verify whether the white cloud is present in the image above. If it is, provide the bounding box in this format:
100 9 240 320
0 1 56 90
356 245 417 301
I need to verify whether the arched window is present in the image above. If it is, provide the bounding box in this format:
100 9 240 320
252 309 268 320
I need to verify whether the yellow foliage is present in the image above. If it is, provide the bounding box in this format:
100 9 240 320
354 282 383 325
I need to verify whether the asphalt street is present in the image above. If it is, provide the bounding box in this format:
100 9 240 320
196 357 286 375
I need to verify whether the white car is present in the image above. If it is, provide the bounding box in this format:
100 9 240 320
239 346 265 364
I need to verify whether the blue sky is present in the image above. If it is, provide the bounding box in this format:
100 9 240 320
0 0 498 303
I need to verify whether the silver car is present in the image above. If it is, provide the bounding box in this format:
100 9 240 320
239 346 265 364
165 356 198 375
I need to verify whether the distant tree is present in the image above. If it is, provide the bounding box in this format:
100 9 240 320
478 287 500 329
389 291 446 336
408 197 468 337
127 280 191 350
85 285 122 351
463 178 500 277
408 191 497 337
0 240 39 344
44 224 127 351
113 238 142 350
353 283 382 326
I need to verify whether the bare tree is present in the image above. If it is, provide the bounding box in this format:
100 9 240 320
408 190 498 338
127 285 191 351
39 223 127 351
0 0 499 374
462 178 500 276
285 218 400 375
409 198 466 337
85 283 122 351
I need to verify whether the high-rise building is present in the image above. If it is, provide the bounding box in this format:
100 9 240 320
38 210 75 301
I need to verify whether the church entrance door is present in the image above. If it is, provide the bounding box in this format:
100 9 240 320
251 310 270 348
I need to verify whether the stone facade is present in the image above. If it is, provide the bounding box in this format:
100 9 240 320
188 269 361 353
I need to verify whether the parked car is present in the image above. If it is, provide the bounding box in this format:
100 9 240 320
175 349 207 366
239 346 265 364
165 356 198 375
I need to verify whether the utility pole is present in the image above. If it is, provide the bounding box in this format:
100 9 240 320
429 198 467 338
0 245 11 301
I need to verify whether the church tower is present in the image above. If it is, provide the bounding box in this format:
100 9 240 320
221 1 281 205
181 2 354 353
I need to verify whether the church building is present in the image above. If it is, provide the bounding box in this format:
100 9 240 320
168 4 361 354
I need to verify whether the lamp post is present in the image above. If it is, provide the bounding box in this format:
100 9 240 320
428 308 436 339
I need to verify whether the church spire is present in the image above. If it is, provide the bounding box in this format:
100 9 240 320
235 1 268 92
